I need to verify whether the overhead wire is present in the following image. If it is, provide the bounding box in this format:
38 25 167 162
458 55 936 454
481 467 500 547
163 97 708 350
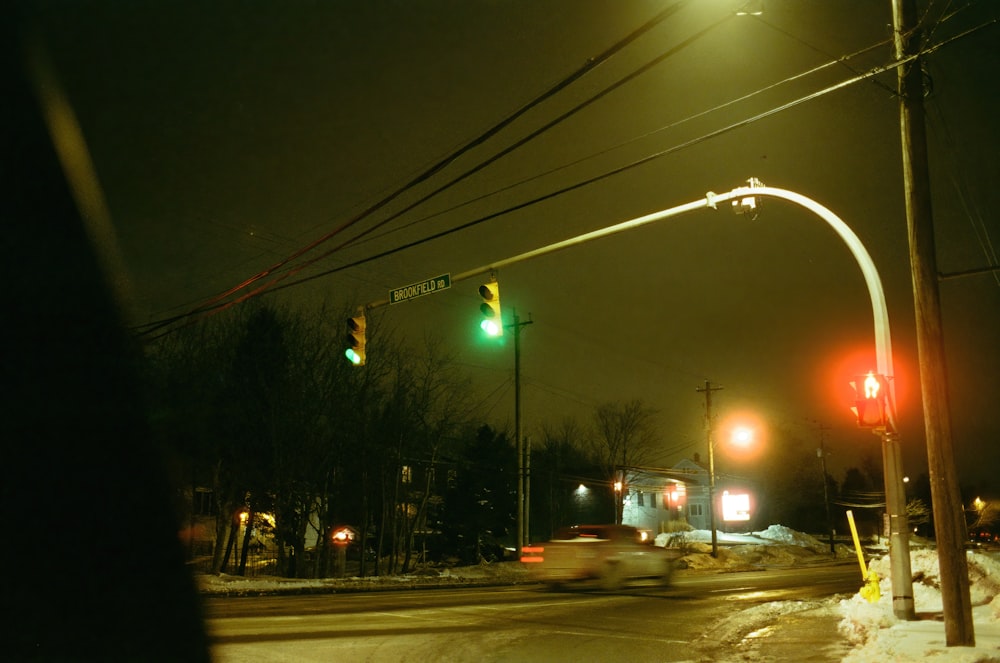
138 8 999 339
134 0 692 337
926 95 1000 286
320 11 735 259
180 3 718 325
344 30 894 253
918 0 1000 285
137 13 888 334
136 59 900 338
257 14 994 294
255 62 913 292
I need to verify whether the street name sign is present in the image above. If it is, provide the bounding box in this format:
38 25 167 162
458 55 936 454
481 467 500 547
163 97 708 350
389 273 451 305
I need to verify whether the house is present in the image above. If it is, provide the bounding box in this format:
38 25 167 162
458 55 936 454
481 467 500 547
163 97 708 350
621 453 749 534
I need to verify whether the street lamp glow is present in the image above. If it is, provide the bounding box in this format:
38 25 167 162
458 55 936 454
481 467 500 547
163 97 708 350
732 426 754 448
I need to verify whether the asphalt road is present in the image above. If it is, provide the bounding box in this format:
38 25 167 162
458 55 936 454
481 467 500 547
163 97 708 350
204 563 859 662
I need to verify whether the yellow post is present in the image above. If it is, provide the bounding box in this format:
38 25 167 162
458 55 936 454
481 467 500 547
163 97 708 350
846 510 881 603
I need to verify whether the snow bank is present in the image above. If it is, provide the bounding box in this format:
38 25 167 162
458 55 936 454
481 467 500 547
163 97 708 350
838 549 1000 662
753 524 826 549
664 525 852 570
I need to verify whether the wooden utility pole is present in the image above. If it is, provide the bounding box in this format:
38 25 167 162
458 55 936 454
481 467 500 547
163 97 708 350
697 380 723 558
892 0 974 646
817 425 835 555
512 310 533 554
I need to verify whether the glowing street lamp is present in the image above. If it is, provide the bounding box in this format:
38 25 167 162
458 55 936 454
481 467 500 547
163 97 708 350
731 426 755 448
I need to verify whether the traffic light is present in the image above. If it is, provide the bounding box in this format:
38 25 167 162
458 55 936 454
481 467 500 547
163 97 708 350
345 314 366 366
478 279 503 337
851 371 886 428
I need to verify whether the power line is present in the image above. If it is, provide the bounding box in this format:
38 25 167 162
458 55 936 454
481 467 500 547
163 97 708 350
134 52 912 338
137 30 898 333
136 12 998 338
134 1 692 337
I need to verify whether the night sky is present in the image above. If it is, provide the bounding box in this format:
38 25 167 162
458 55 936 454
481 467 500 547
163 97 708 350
22 1 1000 491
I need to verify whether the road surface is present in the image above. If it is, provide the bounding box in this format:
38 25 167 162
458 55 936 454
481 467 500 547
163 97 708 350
204 563 859 662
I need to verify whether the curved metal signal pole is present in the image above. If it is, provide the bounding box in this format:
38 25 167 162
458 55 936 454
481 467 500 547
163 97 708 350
362 179 916 618
714 182 914 620
459 178 913 618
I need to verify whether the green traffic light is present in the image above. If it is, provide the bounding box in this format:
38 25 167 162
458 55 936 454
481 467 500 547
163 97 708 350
345 348 362 365
480 319 501 337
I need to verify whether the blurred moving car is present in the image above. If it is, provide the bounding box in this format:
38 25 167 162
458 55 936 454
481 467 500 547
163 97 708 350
521 524 681 590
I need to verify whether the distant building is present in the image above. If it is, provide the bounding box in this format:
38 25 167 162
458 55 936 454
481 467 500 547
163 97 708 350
618 456 709 534
620 454 751 534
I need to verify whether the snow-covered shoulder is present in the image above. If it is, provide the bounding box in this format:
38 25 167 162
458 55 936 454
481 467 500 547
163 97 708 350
838 548 1000 662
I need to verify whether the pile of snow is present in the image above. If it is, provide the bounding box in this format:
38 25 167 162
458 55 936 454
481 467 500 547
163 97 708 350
666 525 836 550
754 524 828 548
838 548 1000 661
661 525 853 571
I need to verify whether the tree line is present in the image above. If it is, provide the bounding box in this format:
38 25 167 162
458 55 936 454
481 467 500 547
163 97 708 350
145 302 622 578
143 301 953 579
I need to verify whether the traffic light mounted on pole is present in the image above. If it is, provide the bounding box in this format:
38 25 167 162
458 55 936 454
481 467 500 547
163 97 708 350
851 371 887 429
345 313 366 366
478 278 502 337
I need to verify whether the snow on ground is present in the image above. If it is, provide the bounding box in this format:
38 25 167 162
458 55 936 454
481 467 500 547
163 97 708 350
198 525 1000 661
838 546 1000 662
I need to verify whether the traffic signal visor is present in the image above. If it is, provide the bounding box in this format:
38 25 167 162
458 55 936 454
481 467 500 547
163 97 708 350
479 280 503 337
345 314 366 366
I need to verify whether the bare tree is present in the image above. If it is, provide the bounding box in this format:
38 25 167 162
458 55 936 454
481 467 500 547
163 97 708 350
589 400 659 524
907 498 932 531
969 497 999 532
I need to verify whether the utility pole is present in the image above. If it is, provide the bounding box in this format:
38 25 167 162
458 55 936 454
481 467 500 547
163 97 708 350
892 0 974 645
524 435 531 546
511 310 533 554
816 424 835 555
697 380 723 558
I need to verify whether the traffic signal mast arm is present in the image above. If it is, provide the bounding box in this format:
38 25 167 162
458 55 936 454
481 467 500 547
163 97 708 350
345 178 912 620
350 179 897 431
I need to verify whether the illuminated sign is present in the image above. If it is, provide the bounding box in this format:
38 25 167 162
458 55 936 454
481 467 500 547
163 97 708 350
721 491 751 522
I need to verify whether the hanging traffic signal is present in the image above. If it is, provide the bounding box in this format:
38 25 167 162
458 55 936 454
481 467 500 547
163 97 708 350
345 314 366 366
478 279 503 337
850 371 886 428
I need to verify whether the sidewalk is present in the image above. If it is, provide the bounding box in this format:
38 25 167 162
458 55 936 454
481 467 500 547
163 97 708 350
734 604 851 662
